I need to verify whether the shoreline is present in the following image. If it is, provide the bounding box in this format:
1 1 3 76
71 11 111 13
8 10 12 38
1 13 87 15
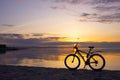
0 65 120 80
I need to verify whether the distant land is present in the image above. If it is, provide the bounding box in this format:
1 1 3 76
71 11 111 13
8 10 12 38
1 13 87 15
12 42 120 48
0 42 120 53
1 42 120 48
0 44 26 53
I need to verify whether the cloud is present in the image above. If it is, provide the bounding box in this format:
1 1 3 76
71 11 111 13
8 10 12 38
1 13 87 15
52 0 120 23
79 13 97 20
52 0 96 6
32 33 44 37
53 0 83 4
45 37 67 41
1 24 15 27
55 0 120 5
0 33 68 46
81 13 97 17
79 12 120 23
93 0 120 4
97 13 120 22
94 6 120 12
0 34 24 39
50 6 66 10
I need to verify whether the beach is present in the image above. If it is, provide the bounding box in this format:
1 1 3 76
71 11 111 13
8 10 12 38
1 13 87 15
0 65 119 80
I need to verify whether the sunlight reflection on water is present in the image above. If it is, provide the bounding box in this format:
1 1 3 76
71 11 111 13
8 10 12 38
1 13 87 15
0 47 120 70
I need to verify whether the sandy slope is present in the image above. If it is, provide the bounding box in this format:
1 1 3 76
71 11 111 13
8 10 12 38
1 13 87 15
0 65 119 80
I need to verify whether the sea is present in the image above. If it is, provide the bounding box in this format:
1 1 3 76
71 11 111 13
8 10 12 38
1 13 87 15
0 47 120 70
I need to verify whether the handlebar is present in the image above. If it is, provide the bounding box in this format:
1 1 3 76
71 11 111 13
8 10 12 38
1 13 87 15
74 43 78 49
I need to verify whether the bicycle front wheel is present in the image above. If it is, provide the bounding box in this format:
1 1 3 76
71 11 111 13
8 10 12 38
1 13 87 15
88 54 105 71
64 54 80 70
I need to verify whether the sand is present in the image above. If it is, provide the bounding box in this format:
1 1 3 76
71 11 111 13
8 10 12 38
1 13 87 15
0 65 119 80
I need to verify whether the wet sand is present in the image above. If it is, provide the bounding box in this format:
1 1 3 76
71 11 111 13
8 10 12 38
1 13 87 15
0 65 119 80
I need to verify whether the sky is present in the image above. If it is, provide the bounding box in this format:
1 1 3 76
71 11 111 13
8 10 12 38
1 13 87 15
0 0 120 46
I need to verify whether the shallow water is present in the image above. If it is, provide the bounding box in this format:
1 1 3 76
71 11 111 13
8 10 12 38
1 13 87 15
0 47 120 70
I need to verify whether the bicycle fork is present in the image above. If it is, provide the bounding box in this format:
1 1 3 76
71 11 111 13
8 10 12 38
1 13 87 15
72 55 76 63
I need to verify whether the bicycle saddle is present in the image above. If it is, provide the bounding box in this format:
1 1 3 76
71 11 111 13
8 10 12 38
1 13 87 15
88 46 94 48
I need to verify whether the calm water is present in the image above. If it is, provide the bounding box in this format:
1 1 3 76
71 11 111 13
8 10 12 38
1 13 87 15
0 47 120 70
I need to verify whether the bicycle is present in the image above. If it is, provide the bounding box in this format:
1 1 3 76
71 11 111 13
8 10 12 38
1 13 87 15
64 43 105 71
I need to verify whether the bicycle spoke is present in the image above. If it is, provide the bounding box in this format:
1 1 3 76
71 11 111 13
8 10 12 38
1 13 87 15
88 54 105 71
64 54 80 70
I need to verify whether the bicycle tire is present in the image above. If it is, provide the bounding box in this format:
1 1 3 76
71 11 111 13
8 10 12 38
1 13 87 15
64 54 80 70
88 54 105 71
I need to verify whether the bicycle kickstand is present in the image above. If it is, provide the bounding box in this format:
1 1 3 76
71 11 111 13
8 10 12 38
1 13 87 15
83 64 87 69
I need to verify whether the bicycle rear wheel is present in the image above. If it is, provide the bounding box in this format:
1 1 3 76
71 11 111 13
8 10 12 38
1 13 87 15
64 54 80 70
88 54 105 71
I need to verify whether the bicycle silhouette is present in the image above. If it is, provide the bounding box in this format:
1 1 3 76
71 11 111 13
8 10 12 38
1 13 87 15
64 43 105 71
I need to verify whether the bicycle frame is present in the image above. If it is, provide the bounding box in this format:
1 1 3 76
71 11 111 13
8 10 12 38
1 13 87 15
74 48 90 64
73 45 96 65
